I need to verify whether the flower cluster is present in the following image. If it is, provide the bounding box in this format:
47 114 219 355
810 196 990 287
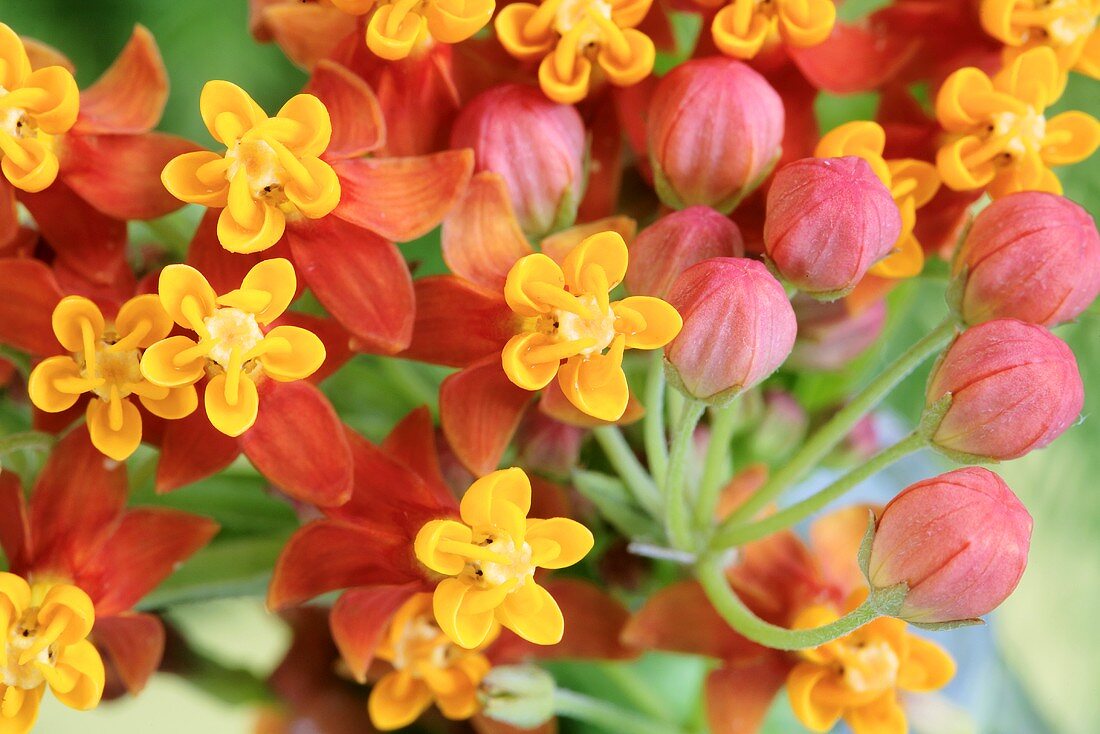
0 3 1097 734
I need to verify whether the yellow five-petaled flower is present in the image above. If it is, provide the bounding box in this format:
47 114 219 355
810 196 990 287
495 0 656 104
161 81 341 254
329 0 496 60
502 231 681 423
140 258 326 437
0 573 105 734
0 22 79 193
981 0 1099 78
415 468 594 650
816 121 941 280
28 295 197 461
935 46 1100 198
709 0 836 60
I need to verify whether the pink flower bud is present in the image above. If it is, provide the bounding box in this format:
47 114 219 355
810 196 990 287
648 58 783 213
869 467 1033 623
953 191 1100 327
515 411 583 480
625 206 745 299
764 157 902 297
925 319 1083 460
665 258 796 403
451 84 586 238
788 296 887 371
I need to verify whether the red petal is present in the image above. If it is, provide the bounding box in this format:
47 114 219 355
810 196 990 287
79 508 219 616
53 257 136 314
731 531 837 626
287 216 413 354
439 357 532 476
61 132 199 220
267 520 420 609
0 181 15 249
32 400 85 436
441 171 532 290
261 2 356 69
185 209 294 294
330 583 422 681
704 657 791 734
0 471 30 575
623 580 761 661
307 60 386 159
19 181 129 287
788 21 920 94
380 407 456 509
155 407 242 493
0 257 63 356
577 97 625 222
29 426 127 576
491 579 634 664
272 311 354 384
75 25 167 134
402 275 514 367
331 150 473 243
241 380 354 507
92 613 166 696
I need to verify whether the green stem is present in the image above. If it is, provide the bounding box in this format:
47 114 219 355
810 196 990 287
719 317 957 529
593 426 662 518
643 353 669 483
664 399 705 550
696 555 880 650
596 663 670 722
0 431 54 457
712 431 927 549
554 689 691 734
694 404 740 530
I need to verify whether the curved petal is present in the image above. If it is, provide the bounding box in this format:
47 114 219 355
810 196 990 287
239 379 353 506
257 325 325 381
501 332 560 391
273 94 332 158
787 663 844 732
897 635 956 693
158 264 217 329
460 467 532 530
75 25 167 134
140 335 206 389
433 578 498 649
154 407 241 493
402 275 515 367
186 209 293 295
27 356 84 413
503 253 566 317
90 612 165 696
233 257 297 324
525 517 594 569
844 694 907 734
441 171 533 291
138 384 198 420
704 658 791 734
561 230 629 293
555 345 629 423
204 372 260 437
305 60 386 158
440 358 532 476
159 150 231 207
331 150 473 243
115 294 174 348
368 671 433 730
86 397 143 461
200 80 267 145
614 296 682 350
496 581 564 646
0 257 63 356
330 583 422 682
260 2 358 69
49 638 105 711
1042 110 1100 166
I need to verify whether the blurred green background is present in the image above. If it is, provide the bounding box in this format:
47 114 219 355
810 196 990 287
4 1 1099 733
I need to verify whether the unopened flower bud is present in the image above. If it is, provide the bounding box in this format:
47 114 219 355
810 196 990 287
625 206 745 299
479 665 556 729
953 191 1100 327
648 58 783 213
869 467 1032 623
451 84 586 238
665 258 796 404
924 319 1083 461
788 296 887 371
515 411 583 480
764 157 902 298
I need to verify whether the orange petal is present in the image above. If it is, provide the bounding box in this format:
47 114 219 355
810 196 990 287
402 275 515 368
75 25 167 135
305 60 386 159
442 171 533 291
0 257 63 356
330 583 422 682
440 357 532 476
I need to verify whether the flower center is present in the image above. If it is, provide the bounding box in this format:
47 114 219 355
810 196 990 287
554 0 613 44
82 338 143 401
554 294 616 358
837 640 900 695
390 613 460 675
0 91 32 141
991 106 1047 159
225 138 285 201
203 308 265 370
3 610 55 691
466 531 535 589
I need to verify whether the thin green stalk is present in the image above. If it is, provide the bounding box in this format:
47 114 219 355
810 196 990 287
696 555 880 650
720 317 957 529
643 352 669 482
712 431 927 549
597 663 670 722
0 431 54 457
593 426 662 518
694 404 740 530
664 399 705 550
554 689 692 734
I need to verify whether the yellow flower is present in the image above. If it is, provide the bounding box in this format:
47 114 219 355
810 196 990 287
415 468 594 649
161 81 341 254
501 231 681 422
140 258 326 437
0 23 79 193
710 0 836 60
816 121 941 279
329 0 495 60
935 46 1100 198
368 593 495 730
787 594 956 734
28 295 196 461
981 0 1099 78
495 0 656 103
0 573 105 734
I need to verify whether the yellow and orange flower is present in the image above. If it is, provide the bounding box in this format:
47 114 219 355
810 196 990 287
935 46 1100 198
495 0 657 103
981 0 1099 78
816 121 941 280
708 0 836 60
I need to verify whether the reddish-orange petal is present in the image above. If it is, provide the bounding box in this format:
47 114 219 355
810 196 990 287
808 505 875 597
240 380 354 507
306 60 386 159
0 471 30 575
441 171 533 290
788 21 919 94
287 216 414 355
331 150 473 243
154 407 242 494
261 2 357 69
704 657 791 734
22 37 75 73
440 357 532 476
0 257 64 356
91 613 166 696
0 181 16 249
402 275 515 367
75 25 168 134
380 406 456 508
330 583 422 682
